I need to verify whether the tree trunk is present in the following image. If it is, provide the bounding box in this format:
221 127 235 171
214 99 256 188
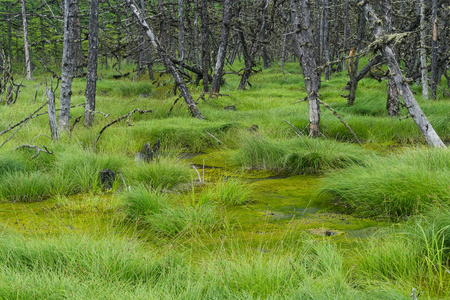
178 0 185 61
346 9 365 105
419 0 429 99
290 0 321 137
21 0 32 80
84 0 99 127
47 87 59 141
323 0 331 80
75 3 83 76
200 0 210 93
382 0 400 116
125 0 204 119
59 0 77 131
430 0 438 99
210 0 233 97
363 2 445 148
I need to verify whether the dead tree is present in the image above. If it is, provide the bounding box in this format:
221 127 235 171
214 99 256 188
290 0 321 137
59 0 78 131
125 0 204 119
84 0 99 127
210 0 234 97
361 1 445 148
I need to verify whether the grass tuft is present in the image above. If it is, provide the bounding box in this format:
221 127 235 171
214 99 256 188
319 149 450 217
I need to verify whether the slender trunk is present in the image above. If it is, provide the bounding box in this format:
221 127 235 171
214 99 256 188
125 0 204 119
323 0 331 80
342 0 349 71
382 0 400 116
201 0 210 92
363 2 445 148
84 0 99 127
290 0 321 137
347 10 365 105
178 0 185 60
59 0 77 131
210 0 234 96
40 2 46 63
75 4 83 75
420 0 429 99
430 0 438 99
116 11 121 72
194 0 200 65
21 0 32 80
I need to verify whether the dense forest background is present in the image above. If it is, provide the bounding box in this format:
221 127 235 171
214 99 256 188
1 0 448 122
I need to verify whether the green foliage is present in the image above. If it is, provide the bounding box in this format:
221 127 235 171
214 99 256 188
115 81 155 97
319 149 450 218
199 178 252 206
121 185 169 220
0 153 27 175
124 157 192 190
149 204 219 236
0 171 52 202
52 147 126 195
234 137 368 174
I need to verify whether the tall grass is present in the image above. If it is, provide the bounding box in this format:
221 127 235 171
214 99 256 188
318 149 450 217
0 231 409 299
0 171 52 202
51 147 126 195
124 157 192 190
121 185 219 236
199 178 252 206
234 137 369 174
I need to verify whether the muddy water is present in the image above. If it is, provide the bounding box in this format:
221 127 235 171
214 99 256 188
0 151 387 244
187 152 388 244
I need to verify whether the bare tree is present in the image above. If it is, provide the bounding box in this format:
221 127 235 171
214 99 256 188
21 0 32 80
362 1 445 148
59 0 78 131
84 0 99 127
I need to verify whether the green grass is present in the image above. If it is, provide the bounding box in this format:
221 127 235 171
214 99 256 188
0 59 449 298
0 171 52 202
124 157 192 190
318 148 450 218
199 178 252 206
234 136 369 174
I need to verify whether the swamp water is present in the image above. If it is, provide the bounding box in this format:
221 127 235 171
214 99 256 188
0 151 387 248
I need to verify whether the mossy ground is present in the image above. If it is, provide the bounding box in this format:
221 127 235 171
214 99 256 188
0 60 449 298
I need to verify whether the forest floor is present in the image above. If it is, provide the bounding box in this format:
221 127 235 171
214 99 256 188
0 61 449 299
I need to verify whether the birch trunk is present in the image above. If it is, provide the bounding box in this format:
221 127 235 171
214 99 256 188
362 2 445 148
290 0 321 137
200 0 210 92
21 0 32 80
210 0 234 96
419 0 429 99
178 0 185 61
84 0 99 127
59 0 77 131
124 0 204 119
430 0 438 99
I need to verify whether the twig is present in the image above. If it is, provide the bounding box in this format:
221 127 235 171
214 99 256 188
283 119 304 137
205 131 222 145
167 95 182 117
293 97 307 104
29 134 52 143
69 112 85 141
0 121 27 149
94 108 152 150
0 101 48 136
399 113 412 120
87 110 110 118
15 144 53 159
191 165 202 182
317 99 362 147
